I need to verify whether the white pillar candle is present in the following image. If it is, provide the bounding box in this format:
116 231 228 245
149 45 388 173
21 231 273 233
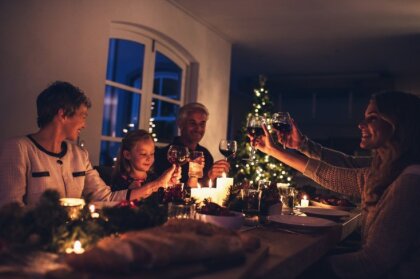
214 172 234 206
191 183 217 202
300 195 309 207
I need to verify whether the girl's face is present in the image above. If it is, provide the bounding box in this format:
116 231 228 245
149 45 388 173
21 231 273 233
123 138 155 173
358 100 394 150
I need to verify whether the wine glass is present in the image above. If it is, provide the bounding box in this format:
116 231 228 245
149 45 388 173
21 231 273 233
167 145 190 166
246 115 265 161
219 140 237 160
271 112 292 149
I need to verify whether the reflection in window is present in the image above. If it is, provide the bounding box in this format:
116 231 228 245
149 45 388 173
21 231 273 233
106 39 145 89
99 141 121 166
153 51 182 100
151 99 179 143
101 85 141 138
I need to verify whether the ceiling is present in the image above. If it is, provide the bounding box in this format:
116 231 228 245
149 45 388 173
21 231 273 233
170 0 420 79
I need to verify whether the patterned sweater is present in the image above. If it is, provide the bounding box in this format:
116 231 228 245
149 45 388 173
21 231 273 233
298 135 371 168
0 136 128 207
304 159 420 279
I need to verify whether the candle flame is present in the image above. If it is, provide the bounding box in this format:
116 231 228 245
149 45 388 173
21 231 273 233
208 180 213 188
197 183 201 189
89 204 95 213
222 172 226 178
73 240 85 254
303 195 308 200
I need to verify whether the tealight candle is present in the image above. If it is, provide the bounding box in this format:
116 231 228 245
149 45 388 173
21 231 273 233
65 240 85 254
300 195 309 207
60 198 85 220
89 204 100 218
73 240 85 254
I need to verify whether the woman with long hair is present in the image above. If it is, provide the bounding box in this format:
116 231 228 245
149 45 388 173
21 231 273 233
253 91 420 278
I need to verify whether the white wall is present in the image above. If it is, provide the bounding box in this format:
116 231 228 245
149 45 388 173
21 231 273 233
0 0 231 164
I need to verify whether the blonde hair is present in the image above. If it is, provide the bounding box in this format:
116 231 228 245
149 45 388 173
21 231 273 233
113 129 154 176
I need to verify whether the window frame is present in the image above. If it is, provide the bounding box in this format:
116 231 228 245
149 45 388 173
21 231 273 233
100 23 197 164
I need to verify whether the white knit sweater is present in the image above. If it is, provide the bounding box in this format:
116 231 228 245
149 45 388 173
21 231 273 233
0 136 128 206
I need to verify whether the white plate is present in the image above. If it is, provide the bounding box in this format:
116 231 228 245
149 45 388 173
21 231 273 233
268 214 337 228
310 200 355 211
297 206 349 218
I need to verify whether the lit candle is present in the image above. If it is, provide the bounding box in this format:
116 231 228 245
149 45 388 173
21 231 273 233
191 183 216 202
65 240 85 254
89 204 100 218
60 198 85 220
300 195 309 207
215 172 234 206
73 240 85 254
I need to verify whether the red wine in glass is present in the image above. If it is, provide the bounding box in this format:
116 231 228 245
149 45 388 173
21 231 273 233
167 145 189 166
271 112 291 149
219 140 237 160
246 115 265 161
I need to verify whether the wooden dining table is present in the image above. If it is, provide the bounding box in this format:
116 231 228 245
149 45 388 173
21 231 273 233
198 211 361 279
0 211 361 279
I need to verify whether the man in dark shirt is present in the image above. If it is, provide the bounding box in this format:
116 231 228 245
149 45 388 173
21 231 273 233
154 103 230 186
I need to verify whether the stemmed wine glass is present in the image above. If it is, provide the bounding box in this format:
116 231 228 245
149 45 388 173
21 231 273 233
167 145 190 166
246 115 265 161
271 112 292 149
219 140 237 160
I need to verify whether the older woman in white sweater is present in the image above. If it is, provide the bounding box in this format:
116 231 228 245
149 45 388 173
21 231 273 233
0 81 177 207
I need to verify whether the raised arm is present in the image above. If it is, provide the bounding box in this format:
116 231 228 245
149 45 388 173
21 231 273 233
254 125 365 197
276 118 371 168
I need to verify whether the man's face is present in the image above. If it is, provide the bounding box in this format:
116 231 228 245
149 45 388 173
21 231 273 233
179 111 208 145
63 105 88 141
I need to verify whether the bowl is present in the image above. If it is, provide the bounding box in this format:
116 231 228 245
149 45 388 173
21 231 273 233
195 211 244 230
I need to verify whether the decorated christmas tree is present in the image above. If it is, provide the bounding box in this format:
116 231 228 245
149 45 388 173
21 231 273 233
231 75 295 185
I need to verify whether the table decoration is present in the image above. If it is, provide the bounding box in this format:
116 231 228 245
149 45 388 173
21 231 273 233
215 172 234 206
190 182 217 203
59 198 85 220
300 195 309 207
0 189 167 254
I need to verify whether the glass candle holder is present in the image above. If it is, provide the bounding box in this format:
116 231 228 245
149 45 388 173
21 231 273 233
60 198 85 220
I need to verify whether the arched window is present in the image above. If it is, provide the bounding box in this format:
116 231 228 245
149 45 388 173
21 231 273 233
99 23 196 166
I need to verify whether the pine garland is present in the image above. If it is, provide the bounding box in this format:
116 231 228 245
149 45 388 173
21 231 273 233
0 190 167 254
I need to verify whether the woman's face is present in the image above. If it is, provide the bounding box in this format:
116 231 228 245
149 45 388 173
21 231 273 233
358 100 394 150
123 138 155 173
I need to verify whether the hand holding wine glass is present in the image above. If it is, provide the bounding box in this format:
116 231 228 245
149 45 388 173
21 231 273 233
246 115 265 160
219 140 237 160
271 112 292 149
